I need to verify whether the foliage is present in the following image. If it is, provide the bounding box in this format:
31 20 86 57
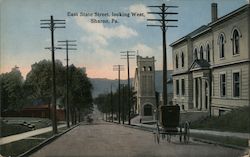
94 85 136 120
0 67 24 111
191 106 250 133
1 60 93 123
24 59 66 105
68 65 93 123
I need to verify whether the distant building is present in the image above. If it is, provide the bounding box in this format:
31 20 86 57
133 56 156 121
170 3 250 116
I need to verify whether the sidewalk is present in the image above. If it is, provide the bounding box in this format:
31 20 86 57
109 119 250 140
130 122 250 140
0 124 66 145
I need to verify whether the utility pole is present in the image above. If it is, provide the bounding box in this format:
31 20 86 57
113 65 124 124
110 84 113 122
57 40 77 128
40 15 65 134
121 51 135 125
147 4 178 106
122 84 125 124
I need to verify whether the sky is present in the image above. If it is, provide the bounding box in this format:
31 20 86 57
0 0 248 79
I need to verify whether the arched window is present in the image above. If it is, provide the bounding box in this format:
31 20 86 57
200 46 204 59
148 66 152 71
176 54 179 69
181 52 184 67
142 66 146 71
206 44 210 62
232 29 240 55
194 48 198 60
219 34 225 58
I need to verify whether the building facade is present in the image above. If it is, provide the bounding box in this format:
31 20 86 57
134 55 156 121
170 3 250 116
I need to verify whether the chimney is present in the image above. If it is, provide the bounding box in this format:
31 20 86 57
211 3 218 22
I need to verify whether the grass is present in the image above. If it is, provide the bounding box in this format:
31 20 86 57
0 117 52 137
0 138 44 157
191 133 249 148
0 125 69 157
191 106 250 133
0 121 31 137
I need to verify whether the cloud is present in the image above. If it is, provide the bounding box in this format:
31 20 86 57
132 43 173 70
129 4 155 23
75 16 137 39
133 43 155 56
81 35 108 48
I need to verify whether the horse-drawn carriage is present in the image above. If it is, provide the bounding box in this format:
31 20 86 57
153 105 190 144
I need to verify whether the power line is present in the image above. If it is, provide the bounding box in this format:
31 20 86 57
40 15 65 134
147 4 178 107
120 51 135 125
113 64 124 124
57 40 77 128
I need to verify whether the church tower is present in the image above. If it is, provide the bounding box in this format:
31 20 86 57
134 55 156 122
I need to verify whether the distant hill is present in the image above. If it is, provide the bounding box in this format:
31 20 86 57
90 78 129 98
90 70 173 98
155 70 173 94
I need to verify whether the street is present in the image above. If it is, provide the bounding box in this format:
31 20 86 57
31 106 245 157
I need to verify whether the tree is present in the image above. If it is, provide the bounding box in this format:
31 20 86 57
95 84 136 121
0 66 24 112
68 65 93 124
24 59 65 106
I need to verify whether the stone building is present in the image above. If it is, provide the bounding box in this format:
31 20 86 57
170 3 250 116
134 55 156 121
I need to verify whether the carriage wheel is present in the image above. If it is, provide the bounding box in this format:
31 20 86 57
156 124 160 144
154 123 160 144
179 127 182 142
184 121 190 144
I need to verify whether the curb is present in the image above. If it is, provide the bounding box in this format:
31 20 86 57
18 123 80 157
115 122 248 151
192 137 248 150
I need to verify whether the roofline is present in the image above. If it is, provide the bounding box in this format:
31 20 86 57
208 4 249 27
170 4 249 47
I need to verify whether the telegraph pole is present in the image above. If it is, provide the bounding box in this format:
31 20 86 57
40 16 65 134
57 40 77 128
113 65 124 124
147 4 178 106
122 84 125 124
121 51 135 125
110 84 113 122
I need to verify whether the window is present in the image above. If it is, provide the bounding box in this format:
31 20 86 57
233 72 240 97
219 34 225 58
176 80 179 95
206 44 210 62
232 29 240 55
181 52 184 67
200 46 204 59
144 104 152 116
181 79 185 95
148 66 152 71
194 48 198 60
176 55 179 69
142 66 146 71
220 74 226 97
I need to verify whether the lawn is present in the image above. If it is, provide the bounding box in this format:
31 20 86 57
0 117 52 137
0 123 68 157
190 106 250 133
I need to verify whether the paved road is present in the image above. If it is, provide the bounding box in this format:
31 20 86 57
31 105 245 157
31 122 245 157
